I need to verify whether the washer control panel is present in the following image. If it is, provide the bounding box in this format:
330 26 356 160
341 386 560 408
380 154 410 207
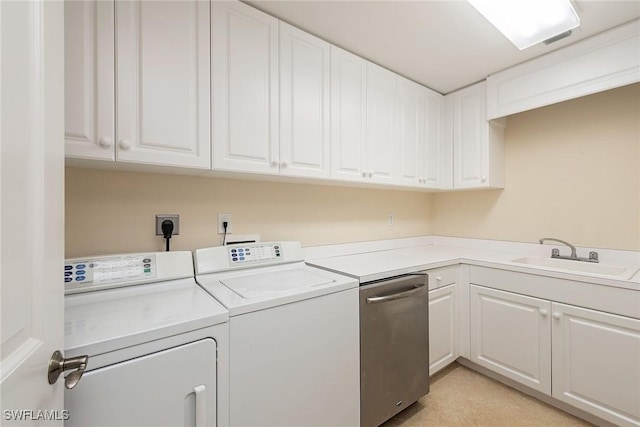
228 243 282 265
65 254 157 293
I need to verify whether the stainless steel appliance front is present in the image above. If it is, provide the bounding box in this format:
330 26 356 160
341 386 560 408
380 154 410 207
360 273 429 427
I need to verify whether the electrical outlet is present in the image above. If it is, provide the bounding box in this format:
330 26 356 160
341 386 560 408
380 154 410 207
218 213 233 234
388 213 394 226
155 214 179 235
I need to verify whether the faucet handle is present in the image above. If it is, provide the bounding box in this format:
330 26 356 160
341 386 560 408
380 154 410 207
551 248 560 258
588 251 599 263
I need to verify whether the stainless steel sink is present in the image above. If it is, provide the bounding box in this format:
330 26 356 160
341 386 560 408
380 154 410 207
510 257 638 279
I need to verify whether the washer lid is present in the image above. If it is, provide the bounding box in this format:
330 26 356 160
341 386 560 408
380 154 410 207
196 263 359 316
219 268 334 298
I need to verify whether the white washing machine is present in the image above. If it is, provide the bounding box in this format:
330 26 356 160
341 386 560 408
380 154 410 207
64 251 229 427
194 242 360 427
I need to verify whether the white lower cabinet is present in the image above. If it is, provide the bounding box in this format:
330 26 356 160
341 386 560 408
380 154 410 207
427 266 460 375
470 282 640 427
552 303 640 427
470 285 551 394
429 284 458 375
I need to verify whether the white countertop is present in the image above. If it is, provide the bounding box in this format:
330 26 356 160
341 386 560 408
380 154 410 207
305 237 640 291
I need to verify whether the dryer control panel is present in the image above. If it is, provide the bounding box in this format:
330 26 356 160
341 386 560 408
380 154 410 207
65 255 157 293
64 251 194 294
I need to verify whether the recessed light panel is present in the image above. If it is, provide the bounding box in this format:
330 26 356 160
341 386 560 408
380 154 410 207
468 0 580 50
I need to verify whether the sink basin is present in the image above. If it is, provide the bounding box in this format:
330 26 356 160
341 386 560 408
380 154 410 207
510 257 638 279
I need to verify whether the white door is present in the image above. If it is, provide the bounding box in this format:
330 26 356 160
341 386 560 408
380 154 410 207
428 284 458 375
423 89 451 189
212 1 279 175
552 303 640 427
452 81 488 189
1 0 66 423
116 1 211 169
279 22 330 179
66 339 217 427
470 285 552 394
396 76 424 187
64 0 115 162
366 62 397 184
330 46 367 182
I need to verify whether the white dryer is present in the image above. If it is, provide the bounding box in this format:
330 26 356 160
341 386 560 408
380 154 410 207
64 251 229 427
194 242 360 427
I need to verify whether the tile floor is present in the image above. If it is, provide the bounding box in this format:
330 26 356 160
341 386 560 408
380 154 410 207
381 363 594 427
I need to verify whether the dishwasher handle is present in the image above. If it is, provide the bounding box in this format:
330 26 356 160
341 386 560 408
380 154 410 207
366 282 426 304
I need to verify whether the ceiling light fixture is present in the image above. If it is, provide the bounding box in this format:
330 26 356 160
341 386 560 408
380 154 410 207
467 0 580 50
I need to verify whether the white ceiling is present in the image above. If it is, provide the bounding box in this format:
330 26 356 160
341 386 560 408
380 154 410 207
247 0 640 94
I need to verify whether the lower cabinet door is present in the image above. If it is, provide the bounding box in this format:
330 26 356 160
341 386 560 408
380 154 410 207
429 284 458 375
65 339 217 427
470 285 551 394
552 302 640 427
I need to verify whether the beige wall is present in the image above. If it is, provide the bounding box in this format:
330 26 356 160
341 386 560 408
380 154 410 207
432 83 640 251
65 169 433 257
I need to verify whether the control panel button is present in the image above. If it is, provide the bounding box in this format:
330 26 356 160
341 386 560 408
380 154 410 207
65 265 73 271
76 264 86 269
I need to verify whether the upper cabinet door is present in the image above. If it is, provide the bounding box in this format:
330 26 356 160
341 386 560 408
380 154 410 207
366 62 397 184
330 46 367 182
116 1 211 169
423 89 452 190
212 1 279 175
452 82 486 189
451 81 504 190
396 76 424 187
64 0 115 161
279 22 330 179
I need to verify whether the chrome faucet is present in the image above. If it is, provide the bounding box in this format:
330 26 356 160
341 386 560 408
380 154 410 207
538 238 599 263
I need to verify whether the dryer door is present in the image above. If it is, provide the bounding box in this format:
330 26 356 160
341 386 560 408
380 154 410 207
65 339 216 427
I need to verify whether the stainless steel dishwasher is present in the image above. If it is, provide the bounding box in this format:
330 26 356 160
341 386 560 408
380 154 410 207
360 272 429 427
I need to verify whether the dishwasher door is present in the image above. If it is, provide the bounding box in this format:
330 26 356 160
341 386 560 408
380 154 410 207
360 273 429 427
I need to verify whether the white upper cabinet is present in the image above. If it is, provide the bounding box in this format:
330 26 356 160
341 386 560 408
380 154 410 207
397 77 450 189
487 20 640 119
396 77 424 187
116 1 210 169
330 46 367 182
64 0 115 161
330 50 398 185
424 89 452 190
279 22 331 179
365 63 397 184
449 81 505 190
212 1 279 175
65 0 211 170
